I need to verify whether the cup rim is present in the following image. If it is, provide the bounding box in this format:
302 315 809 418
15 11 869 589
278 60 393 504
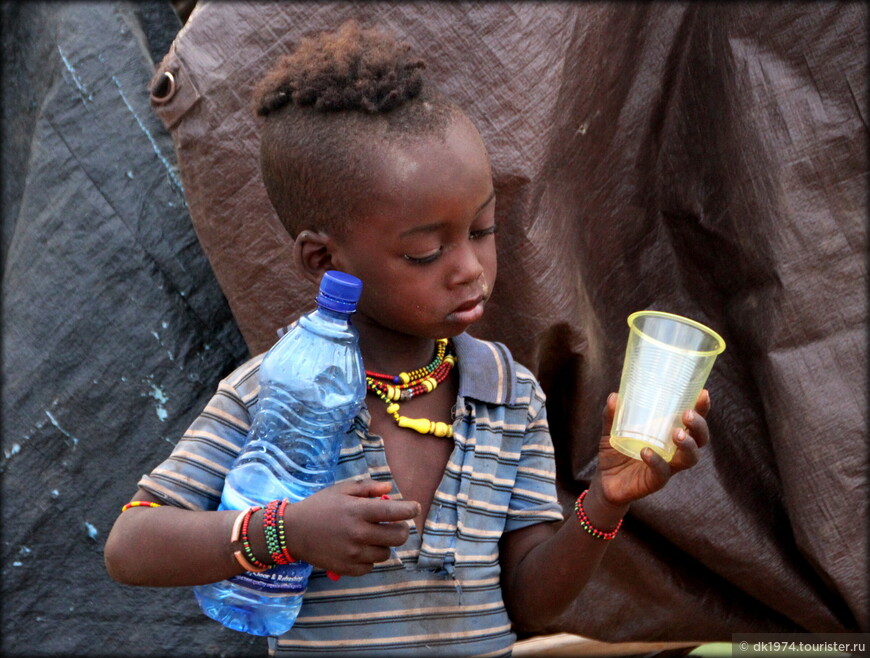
627 310 726 356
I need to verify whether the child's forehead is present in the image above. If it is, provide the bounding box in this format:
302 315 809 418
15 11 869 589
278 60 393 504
380 145 434 186
343 119 492 235
375 116 485 175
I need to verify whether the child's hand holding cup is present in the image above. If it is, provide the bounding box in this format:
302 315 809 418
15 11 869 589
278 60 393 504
609 311 725 462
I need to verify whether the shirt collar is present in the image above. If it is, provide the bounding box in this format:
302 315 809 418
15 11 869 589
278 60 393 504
452 332 517 406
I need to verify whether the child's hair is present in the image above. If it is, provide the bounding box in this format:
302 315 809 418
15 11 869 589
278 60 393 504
253 20 461 238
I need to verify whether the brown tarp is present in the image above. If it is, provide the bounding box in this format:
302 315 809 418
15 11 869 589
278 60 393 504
149 1 867 641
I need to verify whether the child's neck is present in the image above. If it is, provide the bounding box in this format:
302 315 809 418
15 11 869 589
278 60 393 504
353 315 443 376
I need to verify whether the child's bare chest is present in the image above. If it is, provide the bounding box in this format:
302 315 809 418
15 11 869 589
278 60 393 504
365 376 458 531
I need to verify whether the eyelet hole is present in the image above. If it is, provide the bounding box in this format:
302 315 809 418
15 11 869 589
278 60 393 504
150 70 176 105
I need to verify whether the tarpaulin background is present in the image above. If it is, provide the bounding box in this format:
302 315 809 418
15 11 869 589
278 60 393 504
146 0 868 641
2 0 866 656
1 2 258 656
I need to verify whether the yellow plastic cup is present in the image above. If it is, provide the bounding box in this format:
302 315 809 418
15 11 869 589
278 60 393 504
610 311 726 462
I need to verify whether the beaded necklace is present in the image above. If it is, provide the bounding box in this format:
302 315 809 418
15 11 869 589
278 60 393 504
366 338 456 438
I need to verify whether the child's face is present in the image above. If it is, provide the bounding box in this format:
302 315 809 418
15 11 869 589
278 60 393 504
330 115 497 340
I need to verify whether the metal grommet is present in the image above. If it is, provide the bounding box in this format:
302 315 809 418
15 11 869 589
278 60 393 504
150 70 176 105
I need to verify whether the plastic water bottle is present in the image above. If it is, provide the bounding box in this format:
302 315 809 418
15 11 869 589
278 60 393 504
194 271 365 636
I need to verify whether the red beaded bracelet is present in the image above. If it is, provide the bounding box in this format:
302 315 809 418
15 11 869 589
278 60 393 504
120 501 162 512
573 489 623 540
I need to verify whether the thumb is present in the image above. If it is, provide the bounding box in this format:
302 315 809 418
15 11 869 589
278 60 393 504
601 392 618 436
342 476 393 499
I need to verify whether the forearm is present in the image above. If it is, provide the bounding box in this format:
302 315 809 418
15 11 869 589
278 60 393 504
502 483 628 632
105 479 418 586
104 490 271 587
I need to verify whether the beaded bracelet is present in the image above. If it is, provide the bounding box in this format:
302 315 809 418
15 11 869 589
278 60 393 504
120 501 162 512
235 506 272 572
262 499 280 563
573 489 623 541
263 499 294 566
230 508 268 572
262 498 342 581
276 499 295 564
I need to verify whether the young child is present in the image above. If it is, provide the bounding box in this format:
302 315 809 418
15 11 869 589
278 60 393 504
105 20 710 657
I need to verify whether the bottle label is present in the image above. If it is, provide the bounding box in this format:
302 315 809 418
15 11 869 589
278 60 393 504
229 563 309 595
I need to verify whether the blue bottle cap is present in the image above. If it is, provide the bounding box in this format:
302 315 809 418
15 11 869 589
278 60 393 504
316 271 363 313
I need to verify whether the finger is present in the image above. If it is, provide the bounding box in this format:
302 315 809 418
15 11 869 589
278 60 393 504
669 428 700 471
640 447 671 485
361 498 420 523
600 393 618 435
339 562 375 578
358 545 393 565
363 519 411 547
342 476 394 499
681 408 710 449
694 389 712 418
336 546 394 577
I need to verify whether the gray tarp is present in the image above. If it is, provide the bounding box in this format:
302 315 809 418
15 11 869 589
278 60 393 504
2 2 257 656
2 1 866 656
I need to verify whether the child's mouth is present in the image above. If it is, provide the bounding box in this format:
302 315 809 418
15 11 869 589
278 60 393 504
447 297 485 324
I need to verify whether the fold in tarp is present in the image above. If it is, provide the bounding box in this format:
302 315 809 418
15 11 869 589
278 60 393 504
148 1 867 640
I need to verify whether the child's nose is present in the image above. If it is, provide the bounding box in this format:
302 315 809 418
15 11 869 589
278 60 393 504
449 241 485 287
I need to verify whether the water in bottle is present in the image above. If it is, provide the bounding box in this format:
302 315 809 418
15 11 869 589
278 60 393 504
194 270 365 636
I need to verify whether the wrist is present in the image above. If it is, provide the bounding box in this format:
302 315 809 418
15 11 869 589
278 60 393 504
588 476 632 514
578 483 629 536
229 500 302 573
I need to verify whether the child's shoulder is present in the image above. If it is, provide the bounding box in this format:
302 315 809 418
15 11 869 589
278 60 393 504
219 351 266 403
220 320 297 396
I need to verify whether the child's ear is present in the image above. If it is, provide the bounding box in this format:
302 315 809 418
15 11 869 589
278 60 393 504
292 230 335 284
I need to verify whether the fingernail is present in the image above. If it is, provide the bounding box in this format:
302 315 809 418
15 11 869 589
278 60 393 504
380 494 391 500
607 393 617 404
686 410 695 423
675 429 687 442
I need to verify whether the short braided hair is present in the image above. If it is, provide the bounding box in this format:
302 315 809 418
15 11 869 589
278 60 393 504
253 20 460 238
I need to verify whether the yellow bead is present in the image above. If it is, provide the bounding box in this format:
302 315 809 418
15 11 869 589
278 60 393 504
397 416 433 435
433 422 451 438
398 372 410 385
444 355 456 366
386 403 400 415
423 378 435 392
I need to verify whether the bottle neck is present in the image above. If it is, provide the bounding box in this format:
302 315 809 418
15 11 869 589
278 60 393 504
314 304 354 323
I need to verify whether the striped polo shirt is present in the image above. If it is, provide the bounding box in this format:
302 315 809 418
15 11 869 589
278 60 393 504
139 332 563 657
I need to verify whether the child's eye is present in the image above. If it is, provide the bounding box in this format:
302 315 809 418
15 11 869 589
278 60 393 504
470 224 498 240
403 248 442 265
